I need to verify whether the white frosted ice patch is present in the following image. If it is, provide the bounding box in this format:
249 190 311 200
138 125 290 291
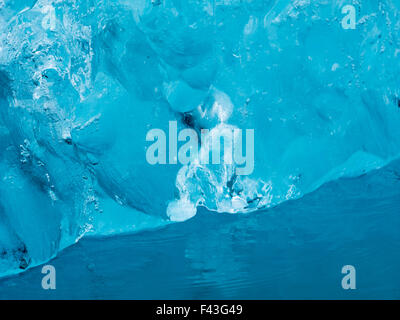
167 198 197 222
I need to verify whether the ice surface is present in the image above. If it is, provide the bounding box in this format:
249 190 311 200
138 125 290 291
1 0 400 276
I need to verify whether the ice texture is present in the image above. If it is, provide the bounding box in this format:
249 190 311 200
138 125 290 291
1 0 400 276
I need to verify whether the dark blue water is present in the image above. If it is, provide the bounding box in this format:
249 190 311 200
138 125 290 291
1 160 399 299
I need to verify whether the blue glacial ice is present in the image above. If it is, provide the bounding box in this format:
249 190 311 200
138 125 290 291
1 0 400 277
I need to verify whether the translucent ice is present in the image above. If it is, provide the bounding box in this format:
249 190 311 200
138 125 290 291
1 0 400 276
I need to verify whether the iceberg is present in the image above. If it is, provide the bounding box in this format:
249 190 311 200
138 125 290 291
1 0 400 277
